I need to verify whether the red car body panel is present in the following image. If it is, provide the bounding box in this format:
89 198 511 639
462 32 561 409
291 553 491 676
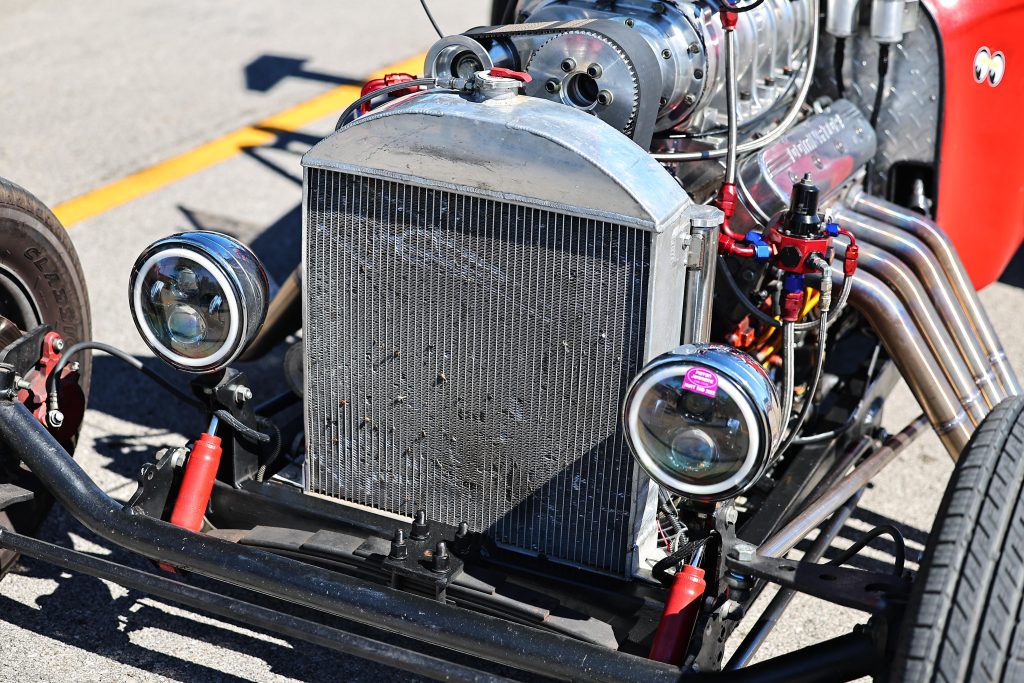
929 0 1024 288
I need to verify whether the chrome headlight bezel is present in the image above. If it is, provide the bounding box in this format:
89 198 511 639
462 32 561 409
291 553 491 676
623 344 782 503
129 231 269 373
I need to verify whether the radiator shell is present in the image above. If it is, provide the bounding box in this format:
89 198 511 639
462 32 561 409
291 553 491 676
301 91 691 575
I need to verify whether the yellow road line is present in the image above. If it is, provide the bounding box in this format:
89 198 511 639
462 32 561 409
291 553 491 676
53 53 426 228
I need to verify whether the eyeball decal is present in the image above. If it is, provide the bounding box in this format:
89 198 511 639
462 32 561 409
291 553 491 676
975 47 1006 87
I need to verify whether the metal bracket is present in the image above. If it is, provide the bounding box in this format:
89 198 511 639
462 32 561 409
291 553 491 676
126 451 182 518
0 483 34 511
724 553 910 613
191 368 261 487
382 514 465 602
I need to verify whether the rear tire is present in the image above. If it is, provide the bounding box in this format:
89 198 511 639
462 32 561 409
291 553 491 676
891 395 1024 682
0 177 92 577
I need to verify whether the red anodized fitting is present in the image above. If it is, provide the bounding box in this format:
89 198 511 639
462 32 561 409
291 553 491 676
720 8 739 30
649 564 707 665
169 431 223 532
716 183 758 258
836 226 859 276
359 72 419 113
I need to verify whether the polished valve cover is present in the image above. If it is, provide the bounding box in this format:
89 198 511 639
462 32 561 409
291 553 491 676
301 88 691 575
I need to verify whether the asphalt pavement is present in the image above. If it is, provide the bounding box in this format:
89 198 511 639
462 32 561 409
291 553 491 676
2 2 1023 681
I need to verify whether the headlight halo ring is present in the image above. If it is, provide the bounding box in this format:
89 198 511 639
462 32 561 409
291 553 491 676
623 343 782 503
129 231 268 374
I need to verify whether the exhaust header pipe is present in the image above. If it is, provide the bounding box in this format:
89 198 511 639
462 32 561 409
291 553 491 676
825 191 1019 458
847 188 1020 398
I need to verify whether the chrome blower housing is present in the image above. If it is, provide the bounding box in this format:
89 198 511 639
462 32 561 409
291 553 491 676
624 344 782 502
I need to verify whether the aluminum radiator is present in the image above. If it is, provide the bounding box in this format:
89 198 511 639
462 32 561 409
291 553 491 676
302 89 692 575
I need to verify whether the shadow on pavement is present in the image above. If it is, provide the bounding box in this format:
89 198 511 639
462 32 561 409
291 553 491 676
244 54 363 92
2 509 396 682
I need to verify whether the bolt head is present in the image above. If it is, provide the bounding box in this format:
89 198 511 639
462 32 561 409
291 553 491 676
544 79 560 93
732 542 757 562
52 338 65 351
47 409 64 428
234 386 253 404
560 58 576 73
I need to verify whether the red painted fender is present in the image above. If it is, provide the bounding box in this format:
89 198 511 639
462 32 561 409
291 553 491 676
929 0 1024 287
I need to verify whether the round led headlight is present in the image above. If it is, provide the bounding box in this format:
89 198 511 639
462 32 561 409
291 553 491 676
129 232 269 373
623 344 782 503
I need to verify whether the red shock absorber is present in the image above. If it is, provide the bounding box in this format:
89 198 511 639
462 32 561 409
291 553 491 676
169 429 223 532
649 564 707 665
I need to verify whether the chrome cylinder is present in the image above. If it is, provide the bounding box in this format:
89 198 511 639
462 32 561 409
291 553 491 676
682 205 724 345
834 237 988 427
847 188 1021 398
833 206 1003 410
838 267 972 456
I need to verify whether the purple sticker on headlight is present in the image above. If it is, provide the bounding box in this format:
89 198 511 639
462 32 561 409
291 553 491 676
682 367 719 398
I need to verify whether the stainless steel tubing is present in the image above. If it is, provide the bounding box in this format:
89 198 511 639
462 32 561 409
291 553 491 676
836 238 987 426
833 205 1003 409
758 414 928 558
837 266 971 456
846 188 1021 397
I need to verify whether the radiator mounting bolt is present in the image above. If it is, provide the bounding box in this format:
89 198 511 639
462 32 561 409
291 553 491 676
411 510 430 540
432 542 451 573
389 529 408 560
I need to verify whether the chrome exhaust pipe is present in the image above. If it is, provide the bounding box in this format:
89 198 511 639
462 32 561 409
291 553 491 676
846 188 1021 398
835 237 987 426
831 244 972 456
832 205 1004 410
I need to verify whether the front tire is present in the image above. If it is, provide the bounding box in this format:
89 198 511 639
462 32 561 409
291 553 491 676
892 396 1024 682
0 177 92 577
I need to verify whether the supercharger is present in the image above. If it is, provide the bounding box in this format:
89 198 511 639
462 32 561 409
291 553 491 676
427 0 814 135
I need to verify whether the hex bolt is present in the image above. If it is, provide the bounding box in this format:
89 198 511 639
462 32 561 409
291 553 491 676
544 79 560 94
683 93 697 106
432 541 451 573
661 48 672 60
52 337 65 352
597 90 614 106
586 63 603 79
560 58 576 73
69 361 81 372
732 542 757 562
411 509 430 540
47 409 64 429
694 68 704 80
389 529 409 560
233 385 253 404
687 42 701 55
